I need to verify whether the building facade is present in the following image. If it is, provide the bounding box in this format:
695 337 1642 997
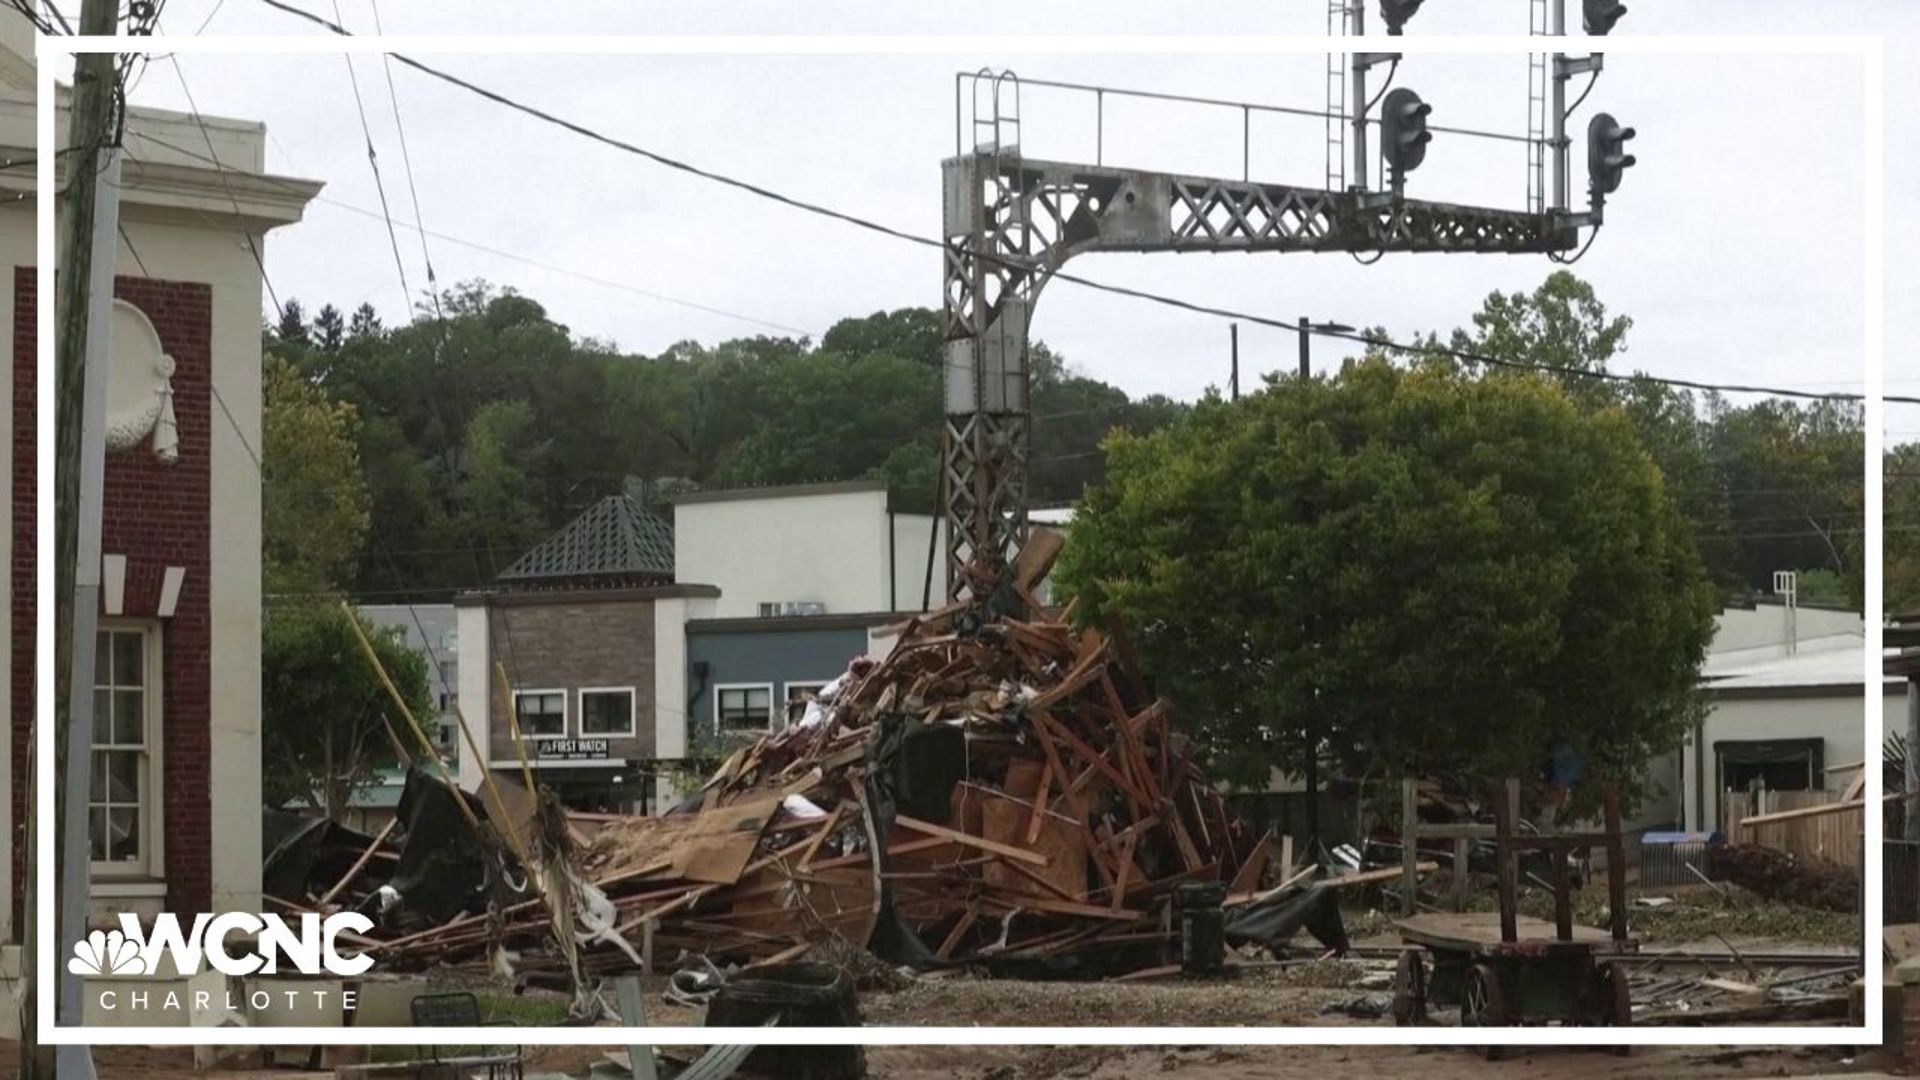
452 492 717 811
359 603 461 764
0 11 318 962
685 612 894 762
673 479 948 618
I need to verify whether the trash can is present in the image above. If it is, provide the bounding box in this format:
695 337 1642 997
1176 881 1227 975
706 961 865 1078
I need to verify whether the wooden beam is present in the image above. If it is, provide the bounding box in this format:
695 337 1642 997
317 818 398 908
1602 781 1629 945
896 815 1050 866
1401 776 1418 917
1497 778 1519 945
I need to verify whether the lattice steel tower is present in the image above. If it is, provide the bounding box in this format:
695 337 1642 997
939 2 1621 601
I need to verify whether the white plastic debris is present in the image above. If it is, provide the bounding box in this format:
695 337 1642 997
782 794 828 819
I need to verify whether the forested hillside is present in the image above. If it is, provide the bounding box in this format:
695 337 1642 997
264 274 1869 610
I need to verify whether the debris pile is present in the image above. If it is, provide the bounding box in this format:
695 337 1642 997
271 535 1345 981
1707 844 1857 914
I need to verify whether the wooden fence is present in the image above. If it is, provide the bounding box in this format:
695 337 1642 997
1726 788 1862 870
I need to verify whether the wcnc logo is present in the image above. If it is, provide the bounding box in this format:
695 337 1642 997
69 912 375 978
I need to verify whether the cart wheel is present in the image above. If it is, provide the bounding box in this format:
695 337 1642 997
1392 950 1428 1026
1461 963 1509 1061
1602 961 1632 1055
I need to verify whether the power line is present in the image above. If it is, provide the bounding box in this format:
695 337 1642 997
123 129 814 336
192 0 227 34
328 1 411 316
243 0 1902 408
163 54 284 321
366 0 442 328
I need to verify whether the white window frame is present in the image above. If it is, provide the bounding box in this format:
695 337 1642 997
783 680 829 729
712 682 775 735
91 621 164 880
511 688 569 741
577 685 638 739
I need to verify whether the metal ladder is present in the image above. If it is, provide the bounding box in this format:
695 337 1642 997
1526 0 1550 213
1324 0 1350 191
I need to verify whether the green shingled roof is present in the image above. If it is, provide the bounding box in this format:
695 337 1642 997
498 494 675 586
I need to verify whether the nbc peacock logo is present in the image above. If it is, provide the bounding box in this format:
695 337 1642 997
68 929 148 976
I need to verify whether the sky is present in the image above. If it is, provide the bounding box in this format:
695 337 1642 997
42 2 1916 435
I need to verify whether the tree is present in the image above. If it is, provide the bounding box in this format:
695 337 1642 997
1706 397 1864 604
274 297 309 346
289 288 1185 596
262 355 371 595
312 303 346 351
348 301 383 341
1054 359 1716 814
261 603 431 818
1451 272 1737 592
459 399 549 577
1886 442 1920 614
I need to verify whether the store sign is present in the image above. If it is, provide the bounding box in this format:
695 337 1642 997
536 738 611 761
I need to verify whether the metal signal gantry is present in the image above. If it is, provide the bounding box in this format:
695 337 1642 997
938 74 1586 600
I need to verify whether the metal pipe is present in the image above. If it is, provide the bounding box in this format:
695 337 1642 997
1550 0 1568 211
1349 2 1368 190
952 70 1532 148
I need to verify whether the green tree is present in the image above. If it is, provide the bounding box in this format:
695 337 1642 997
262 355 370 595
312 303 346 352
262 603 431 817
1054 359 1715 810
459 399 549 577
1706 397 1865 604
1451 272 1736 592
348 301 383 341
274 297 309 347
1886 442 1920 614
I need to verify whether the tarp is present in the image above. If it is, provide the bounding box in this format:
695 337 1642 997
381 767 505 924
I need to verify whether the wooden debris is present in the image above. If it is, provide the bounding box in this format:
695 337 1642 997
278 538 1326 979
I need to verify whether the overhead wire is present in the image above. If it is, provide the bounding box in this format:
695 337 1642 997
242 0 1902 406
125 128 812 335
328 0 410 315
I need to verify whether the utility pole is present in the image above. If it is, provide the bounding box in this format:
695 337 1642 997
1297 317 1311 379
34 0 123 1073
1229 323 1239 400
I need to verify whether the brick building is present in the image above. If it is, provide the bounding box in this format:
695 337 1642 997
454 492 717 812
0 10 319 1001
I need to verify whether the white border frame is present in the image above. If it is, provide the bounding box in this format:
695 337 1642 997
577 684 638 739
712 680 776 735
33 31 1882 1047
510 686 569 741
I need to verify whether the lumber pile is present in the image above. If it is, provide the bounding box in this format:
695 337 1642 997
275 536 1333 980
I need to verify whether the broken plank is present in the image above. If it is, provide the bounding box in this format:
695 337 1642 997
894 815 1050 866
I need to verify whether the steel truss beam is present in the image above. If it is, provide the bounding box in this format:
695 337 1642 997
940 153 1579 601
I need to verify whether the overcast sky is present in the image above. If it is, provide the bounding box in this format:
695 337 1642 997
58 2 1916 435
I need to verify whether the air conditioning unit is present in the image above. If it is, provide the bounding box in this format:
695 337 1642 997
758 601 826 617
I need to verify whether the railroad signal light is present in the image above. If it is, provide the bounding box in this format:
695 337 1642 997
1583 0 1626 35
1586 112 1636 198
1379 0 1424 34
1380 87 1433 179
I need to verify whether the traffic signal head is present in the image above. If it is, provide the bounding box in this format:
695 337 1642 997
1583 0 1626 35
1586 112 1636 197
1379 0 1424 34
1380 87 1433 178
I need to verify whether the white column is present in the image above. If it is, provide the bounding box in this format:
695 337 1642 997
208 230 263 918
453 602 491 793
